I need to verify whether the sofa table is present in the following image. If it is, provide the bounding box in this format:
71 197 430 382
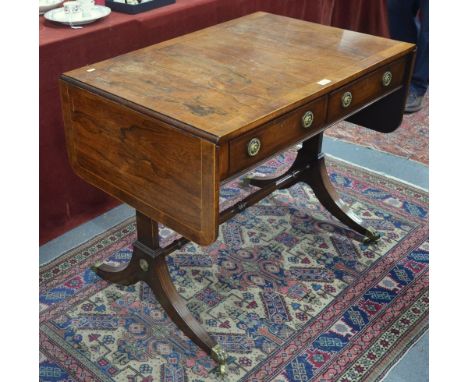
60 12 415 374
40 0 389 245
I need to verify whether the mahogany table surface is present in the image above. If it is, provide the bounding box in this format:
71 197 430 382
60 12 415 246
64 12 411 142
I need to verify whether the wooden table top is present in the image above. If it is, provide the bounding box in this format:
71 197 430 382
63 12 413 143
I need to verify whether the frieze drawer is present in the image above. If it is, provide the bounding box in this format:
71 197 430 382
327 57 407 124
229 96 327 175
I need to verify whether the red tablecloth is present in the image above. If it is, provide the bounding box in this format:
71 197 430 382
40 0 389 244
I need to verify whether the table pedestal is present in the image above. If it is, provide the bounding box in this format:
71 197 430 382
92 133 379 374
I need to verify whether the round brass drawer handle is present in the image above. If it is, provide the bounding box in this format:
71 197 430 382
341 91 353 108
382 71 392 87
302 111 314 128
247 137 261 157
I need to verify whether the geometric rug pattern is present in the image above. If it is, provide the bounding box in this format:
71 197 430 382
40 155 428 381
325 94 429 165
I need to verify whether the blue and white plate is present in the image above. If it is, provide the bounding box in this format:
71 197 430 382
44 5 111 26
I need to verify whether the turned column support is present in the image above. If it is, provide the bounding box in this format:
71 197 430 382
92 211 227 374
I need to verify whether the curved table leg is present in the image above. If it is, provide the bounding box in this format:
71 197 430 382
92 212 227 374
247 176 279 188
92 254 142 286
243 152 301 189
295 134 380 243
301 155 380 243
242 133 380 243
142 256 227 373
242 172 287 189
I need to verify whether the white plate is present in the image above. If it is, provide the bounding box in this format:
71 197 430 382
40 0 63 15
44 5 111 26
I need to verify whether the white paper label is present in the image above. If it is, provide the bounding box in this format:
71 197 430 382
317 79 331 85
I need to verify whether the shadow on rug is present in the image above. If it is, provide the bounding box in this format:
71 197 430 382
40 155 428 382
325 94 429 165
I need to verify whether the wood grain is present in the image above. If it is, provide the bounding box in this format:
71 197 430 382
228 96 327 175
327 56 407 124
60 81 219 245
60 11 416 246
94 211 218 357
62 12 414 143
345 51 416 133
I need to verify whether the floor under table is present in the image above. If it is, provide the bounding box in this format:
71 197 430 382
40 135 429 382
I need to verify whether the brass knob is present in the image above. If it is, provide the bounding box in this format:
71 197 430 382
382 71 392 87
139 259 149 272
247 138 261 157
302 111 314 128
341 91 353 108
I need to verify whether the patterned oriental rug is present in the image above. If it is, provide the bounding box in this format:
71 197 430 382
40 154 429 382
325 95 429 165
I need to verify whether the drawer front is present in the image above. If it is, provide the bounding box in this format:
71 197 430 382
229 96 327 175
327 57 406 123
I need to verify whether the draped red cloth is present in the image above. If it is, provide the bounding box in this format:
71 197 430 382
39 0 389 244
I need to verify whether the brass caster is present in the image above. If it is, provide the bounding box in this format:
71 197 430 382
211 344 228 376
240 176 253 188
90 263 100 273
363 228 381 244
